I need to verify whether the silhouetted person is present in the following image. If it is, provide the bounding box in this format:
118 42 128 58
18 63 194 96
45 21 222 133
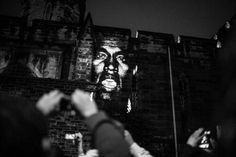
0 93 48 157
215 14 236 157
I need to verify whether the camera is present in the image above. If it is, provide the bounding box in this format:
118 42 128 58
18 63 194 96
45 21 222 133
65 132 82 140
59 95 72 110
58 95 77 116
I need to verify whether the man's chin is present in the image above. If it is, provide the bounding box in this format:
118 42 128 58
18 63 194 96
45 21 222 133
102 86 117 92
99 86 121 100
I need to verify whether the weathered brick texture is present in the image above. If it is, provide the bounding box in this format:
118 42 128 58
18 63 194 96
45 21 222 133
131 31 176 157
69 14 94 81
0 14 218 157
172 36 218 142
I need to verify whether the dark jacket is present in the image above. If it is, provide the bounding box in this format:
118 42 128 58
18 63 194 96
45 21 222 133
0 93 48 157
86 111 131 157
181 145 215 157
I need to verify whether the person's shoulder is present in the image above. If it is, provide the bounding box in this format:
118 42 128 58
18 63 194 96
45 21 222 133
0 92 41 119
0 92 31 107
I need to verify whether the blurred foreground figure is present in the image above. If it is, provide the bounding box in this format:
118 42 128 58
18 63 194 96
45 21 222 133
182 128 218 157
37 89 131 157
124 130 153 157
0 93 49 157
181 15 236 157
217 14 236 157
78 129 153 157
1 88 130 157
71 89 130 157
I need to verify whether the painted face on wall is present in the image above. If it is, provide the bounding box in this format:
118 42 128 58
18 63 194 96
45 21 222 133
93 45 129 92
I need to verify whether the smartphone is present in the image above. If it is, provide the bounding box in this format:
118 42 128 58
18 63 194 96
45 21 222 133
199 130 211 149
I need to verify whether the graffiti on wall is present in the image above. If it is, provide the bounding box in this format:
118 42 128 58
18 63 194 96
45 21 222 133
27 49 63 79
20 0 85 24
68 14 94 81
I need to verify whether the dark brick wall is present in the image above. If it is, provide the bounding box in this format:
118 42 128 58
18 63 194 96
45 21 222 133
94 25 131 49
0 75 96 157
131 31 176 157
172 36 218 142
68 14 94 81
0 15 219 157
0 15 26 41
21 0 86 25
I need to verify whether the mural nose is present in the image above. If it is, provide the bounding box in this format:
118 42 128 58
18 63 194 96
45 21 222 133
107 64 115 74
108 64 114 70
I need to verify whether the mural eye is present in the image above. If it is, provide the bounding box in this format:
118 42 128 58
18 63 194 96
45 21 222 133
96 52 107 60
116 55 125 62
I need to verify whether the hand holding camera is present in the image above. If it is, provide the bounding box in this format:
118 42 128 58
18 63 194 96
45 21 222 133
187 127 216 153
36 90 65 115
71 89 98 118
187 128 205 147
36 89 98 118
199 130 211 149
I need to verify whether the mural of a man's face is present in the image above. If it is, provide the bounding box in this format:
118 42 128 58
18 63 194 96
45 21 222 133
93 45 129 93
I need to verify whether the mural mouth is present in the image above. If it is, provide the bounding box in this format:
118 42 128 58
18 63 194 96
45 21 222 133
101 79 117 91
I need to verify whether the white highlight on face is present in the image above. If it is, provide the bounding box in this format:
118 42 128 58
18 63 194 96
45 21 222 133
132 65 138 76
127 98 132 113
117 56 129 77
93 54 105 74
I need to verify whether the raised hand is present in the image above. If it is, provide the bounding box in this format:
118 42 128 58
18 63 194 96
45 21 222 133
124 130 134 146
36 90 64 115
86 149 99 157
187 128 205 147
71 89 98 118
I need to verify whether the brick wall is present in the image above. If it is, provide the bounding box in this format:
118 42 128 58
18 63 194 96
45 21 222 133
0 15 218 157
130 31 176 157
68 14 94 81
21 0 86 25
172 36 218 142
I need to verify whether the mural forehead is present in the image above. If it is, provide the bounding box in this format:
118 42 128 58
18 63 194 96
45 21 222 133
100 46 122 55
